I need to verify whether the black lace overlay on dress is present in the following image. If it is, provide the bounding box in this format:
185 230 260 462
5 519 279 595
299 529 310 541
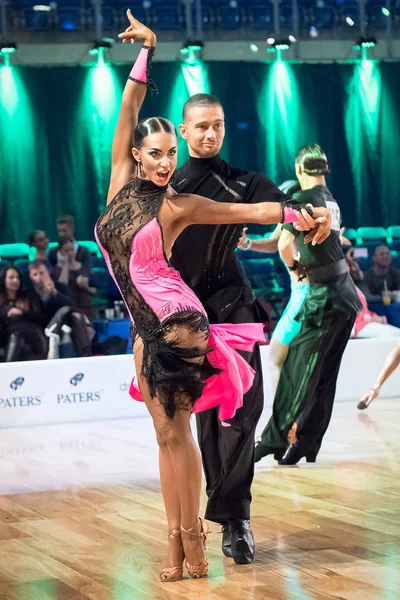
95 178 220 419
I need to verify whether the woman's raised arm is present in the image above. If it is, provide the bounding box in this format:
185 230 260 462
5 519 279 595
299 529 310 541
107 11 156 203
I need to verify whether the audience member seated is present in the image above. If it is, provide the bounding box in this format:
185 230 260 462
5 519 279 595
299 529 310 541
48 215 92 271
0 266 47 362
358 245 400 303
344 247 364 284
52 237 97 318
352 287 400 338
28 230 50 264
28 260 93 357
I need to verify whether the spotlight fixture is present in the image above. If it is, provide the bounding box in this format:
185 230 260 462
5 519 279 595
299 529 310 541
0 42 17 66
33 4 52 11
0 42 17 54
352 36 377 51
89 39 113 66
250 43 259 53
382 7 390 16
180 41 204 64
309 26 319 38
267 39 291 53
345 16 354 26
352 36 377 62
288 34 297 43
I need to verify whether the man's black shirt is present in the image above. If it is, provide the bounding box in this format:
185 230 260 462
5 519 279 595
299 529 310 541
284 185 344 269
170 155 289 320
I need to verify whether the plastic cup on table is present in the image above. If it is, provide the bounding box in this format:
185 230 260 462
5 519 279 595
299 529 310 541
105 308 115 320
382 291 391 305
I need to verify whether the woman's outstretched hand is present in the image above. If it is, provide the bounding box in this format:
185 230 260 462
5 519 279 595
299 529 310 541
118 10 156 46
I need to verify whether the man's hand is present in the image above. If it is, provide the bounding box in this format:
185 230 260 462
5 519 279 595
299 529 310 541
237 227 249 249
371 315 387 324
291 205 331 245
76 275 90 290
7 307 23 318
44 277 57 295
58 254 68 268
302 207 332 245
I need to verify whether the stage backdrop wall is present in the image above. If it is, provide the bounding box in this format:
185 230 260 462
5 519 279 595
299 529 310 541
1 61 399 243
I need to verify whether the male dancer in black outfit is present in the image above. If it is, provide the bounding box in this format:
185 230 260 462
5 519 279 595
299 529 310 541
171 95 332 563
256 145 361 465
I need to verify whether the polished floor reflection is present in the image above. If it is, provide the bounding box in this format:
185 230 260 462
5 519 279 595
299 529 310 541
0 398 399 599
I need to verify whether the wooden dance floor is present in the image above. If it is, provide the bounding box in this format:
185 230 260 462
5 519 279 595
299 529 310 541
0 398 399 599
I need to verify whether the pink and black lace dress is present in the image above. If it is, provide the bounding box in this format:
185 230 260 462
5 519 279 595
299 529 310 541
95 178 265 421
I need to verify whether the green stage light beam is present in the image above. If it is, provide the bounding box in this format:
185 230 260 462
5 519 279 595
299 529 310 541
167 60 211 167
181 61 210 97
258 60 310 182
79 63 122 212
345 60 381 224
0 65 40 241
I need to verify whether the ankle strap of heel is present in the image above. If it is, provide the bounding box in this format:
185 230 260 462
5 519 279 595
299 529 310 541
181 518 210 537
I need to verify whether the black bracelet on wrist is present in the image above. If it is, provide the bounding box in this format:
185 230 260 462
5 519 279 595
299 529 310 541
288 260 299 272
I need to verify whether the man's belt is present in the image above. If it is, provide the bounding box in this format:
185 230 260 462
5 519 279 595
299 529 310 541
307 258 349 284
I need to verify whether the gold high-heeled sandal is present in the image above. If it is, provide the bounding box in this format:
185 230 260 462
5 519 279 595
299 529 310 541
181 518 210 579
159 528 184 582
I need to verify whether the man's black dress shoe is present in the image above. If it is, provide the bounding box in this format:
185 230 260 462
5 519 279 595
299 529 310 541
278 444 317 466
229 519 255 564
221 522 233 558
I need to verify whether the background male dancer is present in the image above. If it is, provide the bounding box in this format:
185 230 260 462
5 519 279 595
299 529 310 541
256 145 361 465
171 95 331 563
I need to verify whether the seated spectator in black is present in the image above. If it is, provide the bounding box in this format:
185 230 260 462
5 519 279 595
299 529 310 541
0 266 47 362
344 247 364 284
48 215 92 271
359 245 400 303
28 230 50 263
28 259 73 321
52 237 97 318
28 260 93 357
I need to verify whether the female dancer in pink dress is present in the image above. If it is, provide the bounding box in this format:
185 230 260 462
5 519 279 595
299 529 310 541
95 12 330 582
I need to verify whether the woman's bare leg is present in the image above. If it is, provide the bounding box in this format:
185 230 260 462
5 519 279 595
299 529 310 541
269 339 298 443
134 336 205 568
134 339 183 569
269 338 289 396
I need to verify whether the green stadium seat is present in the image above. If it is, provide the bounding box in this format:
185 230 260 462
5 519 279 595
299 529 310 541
0 243 30 261
78 240 102 257
357 227 389 245
342 228 359 244
387 226 400 240
387 226 400 252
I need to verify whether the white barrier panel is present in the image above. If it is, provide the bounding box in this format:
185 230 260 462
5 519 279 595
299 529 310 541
0 338 399 428
0 355 147 428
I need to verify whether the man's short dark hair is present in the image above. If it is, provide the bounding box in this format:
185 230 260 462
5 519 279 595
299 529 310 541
29 259 49 271
57 215 75 228
28 230 40 245
182 93 223 122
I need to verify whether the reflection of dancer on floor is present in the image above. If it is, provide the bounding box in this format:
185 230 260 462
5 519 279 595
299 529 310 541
255 145 361 466
359 341 400 409
94 14 325 582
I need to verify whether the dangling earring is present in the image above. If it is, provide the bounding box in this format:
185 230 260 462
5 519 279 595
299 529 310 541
137 160 144 179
